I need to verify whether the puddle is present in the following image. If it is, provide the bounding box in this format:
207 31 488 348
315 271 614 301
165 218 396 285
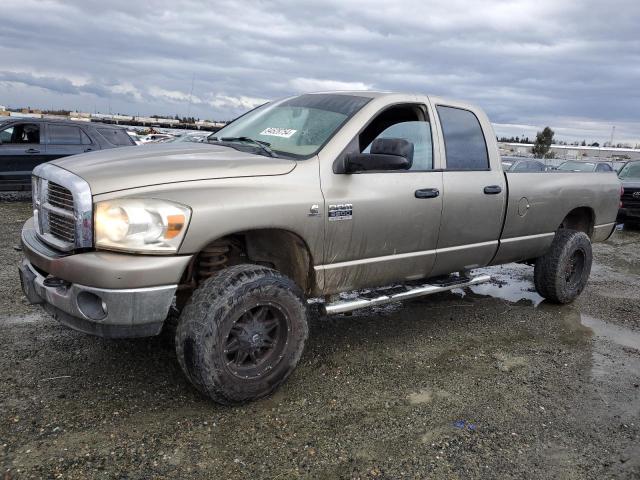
454 264 544 306
562 311 640 379
580 314 640 352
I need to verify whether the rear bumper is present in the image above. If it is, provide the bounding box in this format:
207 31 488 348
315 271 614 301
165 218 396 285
593 222 617 242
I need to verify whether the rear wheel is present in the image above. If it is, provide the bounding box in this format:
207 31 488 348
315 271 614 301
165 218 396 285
175 264 308 404
534 229 592 304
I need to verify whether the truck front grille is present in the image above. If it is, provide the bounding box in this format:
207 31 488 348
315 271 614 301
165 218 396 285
48 212 76 244
46 182 76 245
32 164 93 252
48 182 75 211
622 188 640 209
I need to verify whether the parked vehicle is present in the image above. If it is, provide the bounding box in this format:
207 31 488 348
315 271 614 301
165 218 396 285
139 133 174 144
501 157 547 172
0 119 135 190
19 92 621 404
557 160 614 172
617 160 640 225
164 132 210 143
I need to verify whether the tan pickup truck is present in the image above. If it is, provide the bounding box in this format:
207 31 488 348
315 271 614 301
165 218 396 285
19 92 621 404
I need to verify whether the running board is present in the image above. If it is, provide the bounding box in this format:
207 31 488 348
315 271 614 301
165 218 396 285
322 274 491 315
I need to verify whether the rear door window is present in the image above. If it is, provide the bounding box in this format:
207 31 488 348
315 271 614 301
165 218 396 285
49 124 83 145
437 106 489 170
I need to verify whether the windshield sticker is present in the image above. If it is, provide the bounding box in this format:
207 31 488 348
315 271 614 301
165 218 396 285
259 128 297 138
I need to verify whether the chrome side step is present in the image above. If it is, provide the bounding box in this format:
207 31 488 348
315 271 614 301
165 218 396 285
322 274 491 315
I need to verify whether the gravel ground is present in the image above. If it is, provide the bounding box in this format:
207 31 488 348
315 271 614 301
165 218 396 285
1 201 639 479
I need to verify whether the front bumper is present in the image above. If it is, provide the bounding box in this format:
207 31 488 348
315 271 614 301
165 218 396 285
19 217 187 338
19 259 176 338
618 207 640 221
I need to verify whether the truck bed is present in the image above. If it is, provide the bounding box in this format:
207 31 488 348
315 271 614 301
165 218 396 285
490 171 620 265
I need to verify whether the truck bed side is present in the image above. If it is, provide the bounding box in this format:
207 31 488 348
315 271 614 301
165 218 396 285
490 171 620 265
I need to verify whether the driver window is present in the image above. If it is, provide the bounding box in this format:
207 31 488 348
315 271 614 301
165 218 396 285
0 123 40 144
359 104 433 171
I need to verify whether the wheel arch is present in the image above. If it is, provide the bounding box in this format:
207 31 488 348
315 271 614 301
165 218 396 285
559 206 595 238
183 228 317 296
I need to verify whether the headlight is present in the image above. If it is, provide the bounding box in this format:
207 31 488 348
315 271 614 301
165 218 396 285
94 199 191 253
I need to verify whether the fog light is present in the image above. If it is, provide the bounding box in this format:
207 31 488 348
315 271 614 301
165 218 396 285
77 291 107 321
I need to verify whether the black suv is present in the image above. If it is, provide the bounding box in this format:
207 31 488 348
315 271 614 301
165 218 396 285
0 118 135 190
618 160 640 226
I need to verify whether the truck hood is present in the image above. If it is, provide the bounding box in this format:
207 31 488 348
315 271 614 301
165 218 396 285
51 143 297 195
621 179 640 189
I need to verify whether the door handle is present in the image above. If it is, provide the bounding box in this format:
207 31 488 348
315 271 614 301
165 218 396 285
415 188 440 199
25 148 40 154
84 148 93 152
483 185 502 195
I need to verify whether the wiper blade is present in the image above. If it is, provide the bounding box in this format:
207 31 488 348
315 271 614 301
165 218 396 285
211 136 277 157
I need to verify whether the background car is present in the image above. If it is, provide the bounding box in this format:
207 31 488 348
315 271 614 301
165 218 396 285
138 133 175 144
163 132 210 144
0 118 135 190
501 157 547 172
617 160 640 226
557 160 614 172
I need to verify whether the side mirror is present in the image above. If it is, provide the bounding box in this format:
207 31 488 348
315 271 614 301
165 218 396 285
341 138 414 174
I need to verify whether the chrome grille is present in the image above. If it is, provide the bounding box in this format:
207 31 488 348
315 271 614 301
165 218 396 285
48 182 75 211
46 182 76 244
49 211 76 243
32 164 93 252
622 188 640 208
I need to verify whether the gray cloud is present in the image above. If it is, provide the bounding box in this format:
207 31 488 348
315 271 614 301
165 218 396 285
1 0 639 143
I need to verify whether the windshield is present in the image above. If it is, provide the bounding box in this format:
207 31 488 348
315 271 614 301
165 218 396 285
619 162 640 180
558 161 596 172
211 93 371 158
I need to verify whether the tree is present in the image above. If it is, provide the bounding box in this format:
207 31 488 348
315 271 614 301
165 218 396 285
532 127 554 158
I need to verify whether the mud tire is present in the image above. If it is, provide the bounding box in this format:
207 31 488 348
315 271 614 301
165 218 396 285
534 229 592 304
175 264 308 405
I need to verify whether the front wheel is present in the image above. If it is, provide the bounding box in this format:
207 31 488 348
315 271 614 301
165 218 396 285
175 264 308 405
534 229 592 304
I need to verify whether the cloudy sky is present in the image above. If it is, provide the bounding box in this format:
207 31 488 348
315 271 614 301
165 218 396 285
2 0 639 144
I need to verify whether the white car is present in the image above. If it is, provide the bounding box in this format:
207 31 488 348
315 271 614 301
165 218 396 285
139 133 174 144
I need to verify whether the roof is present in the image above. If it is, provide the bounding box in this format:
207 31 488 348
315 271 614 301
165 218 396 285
306 90 396 98
0 117 126 129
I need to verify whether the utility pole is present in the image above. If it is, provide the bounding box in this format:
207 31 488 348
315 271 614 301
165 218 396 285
610 126 616 146
187 74 195 120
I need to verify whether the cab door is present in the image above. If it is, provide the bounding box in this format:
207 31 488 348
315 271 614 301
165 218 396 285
429 102 507 276
318 102 444 294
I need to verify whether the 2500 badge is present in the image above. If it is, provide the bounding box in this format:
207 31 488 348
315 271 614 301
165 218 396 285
328 203 353 221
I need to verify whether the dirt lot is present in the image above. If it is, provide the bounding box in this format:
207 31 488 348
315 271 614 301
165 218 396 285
1 200 639 479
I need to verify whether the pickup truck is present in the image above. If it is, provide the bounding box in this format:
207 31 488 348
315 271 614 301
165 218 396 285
19 92 621 404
